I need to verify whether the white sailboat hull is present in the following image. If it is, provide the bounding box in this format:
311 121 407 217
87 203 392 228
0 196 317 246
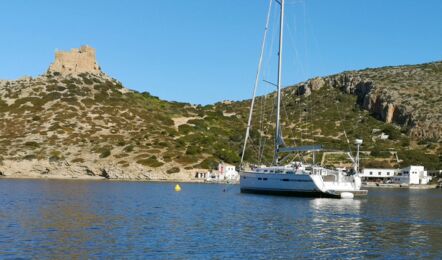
240 171 366 198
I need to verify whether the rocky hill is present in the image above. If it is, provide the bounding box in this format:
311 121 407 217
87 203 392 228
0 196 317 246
297 62 442 140
0 46 440 180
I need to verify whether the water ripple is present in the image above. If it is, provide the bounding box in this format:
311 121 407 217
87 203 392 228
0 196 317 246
0 180 441 259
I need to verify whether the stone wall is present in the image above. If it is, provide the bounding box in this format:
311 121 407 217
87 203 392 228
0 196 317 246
48 45 100 75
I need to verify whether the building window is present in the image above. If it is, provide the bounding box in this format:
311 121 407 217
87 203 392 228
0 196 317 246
370 171 373 175
378 172 381 176
387 172 390 176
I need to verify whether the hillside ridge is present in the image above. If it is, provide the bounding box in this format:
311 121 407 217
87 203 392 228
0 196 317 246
0 46 440 180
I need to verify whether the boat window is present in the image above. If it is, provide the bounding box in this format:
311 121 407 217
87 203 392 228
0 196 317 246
263 178 268 181
281 179 289 182
258 178 262 180
264 170 268 173
243 176 246 179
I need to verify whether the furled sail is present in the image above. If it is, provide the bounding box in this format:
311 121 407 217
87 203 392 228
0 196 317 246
276 127 286 147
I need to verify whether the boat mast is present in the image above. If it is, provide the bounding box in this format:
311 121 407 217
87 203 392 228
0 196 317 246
274 0 285 165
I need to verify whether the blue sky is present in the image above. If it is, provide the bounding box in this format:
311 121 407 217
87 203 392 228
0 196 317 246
0 0 441 104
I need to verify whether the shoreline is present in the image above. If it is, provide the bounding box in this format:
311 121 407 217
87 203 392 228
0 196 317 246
0 159 219 184
363 183 438 189
0 174 238 184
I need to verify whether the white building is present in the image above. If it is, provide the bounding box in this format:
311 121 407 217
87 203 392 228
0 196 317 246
204 162 239 182
362 168 396 179
361 165 431 185
218 163 239 181
392 166 431 185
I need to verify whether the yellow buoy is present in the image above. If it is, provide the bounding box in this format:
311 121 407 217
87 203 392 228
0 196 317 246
175 184 181 192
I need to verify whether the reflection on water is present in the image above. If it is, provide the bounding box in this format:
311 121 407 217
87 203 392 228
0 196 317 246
309 199 365 257
0 180 441 259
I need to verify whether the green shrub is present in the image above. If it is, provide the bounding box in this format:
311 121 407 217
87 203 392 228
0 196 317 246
83 77 93 85
370 149 390 158
186 145 201 155
123 145 134 152
49 150 63 161
100 149 111 158
166 167 180 174
117 160 130 167
71 158 85 163
215 148 240 164
178 124 194 134
137 155 164 167
23 154 36 160
24 141 40 149
175 155 198 165
195 157 218 169
383 125 401 140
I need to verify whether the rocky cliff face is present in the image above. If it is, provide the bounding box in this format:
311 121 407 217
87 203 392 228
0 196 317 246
295 62 442 141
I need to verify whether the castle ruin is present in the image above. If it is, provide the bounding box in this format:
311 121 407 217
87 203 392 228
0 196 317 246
48 45 101 75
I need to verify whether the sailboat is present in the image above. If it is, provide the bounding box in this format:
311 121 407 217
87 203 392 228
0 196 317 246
239 0 367 199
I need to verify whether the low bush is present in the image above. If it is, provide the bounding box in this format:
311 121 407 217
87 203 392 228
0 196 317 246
137 155 164 167
166 167 180 174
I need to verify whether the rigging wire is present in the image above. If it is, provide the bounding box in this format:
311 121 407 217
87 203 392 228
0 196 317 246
258 3 279 164
335 101 353 155
239 0 273 168
280 1 312 162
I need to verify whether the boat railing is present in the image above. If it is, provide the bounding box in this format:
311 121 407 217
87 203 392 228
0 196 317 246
314 167 357 187
311 167 340 176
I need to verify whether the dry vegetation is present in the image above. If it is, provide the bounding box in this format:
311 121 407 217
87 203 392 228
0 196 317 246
0 61 441 171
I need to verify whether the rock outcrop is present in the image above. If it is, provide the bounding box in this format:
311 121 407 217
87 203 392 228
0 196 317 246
295 62 442 140
48 45 101 75
0 159 199 181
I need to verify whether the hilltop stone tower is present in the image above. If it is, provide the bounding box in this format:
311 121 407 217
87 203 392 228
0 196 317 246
48 45 101 75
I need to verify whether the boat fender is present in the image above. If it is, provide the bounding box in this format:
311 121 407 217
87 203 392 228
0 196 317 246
340 192 354 199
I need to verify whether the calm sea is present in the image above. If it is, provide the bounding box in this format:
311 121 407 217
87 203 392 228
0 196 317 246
0 179 441 259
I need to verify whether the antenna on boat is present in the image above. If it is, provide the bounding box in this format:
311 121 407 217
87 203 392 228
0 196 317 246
274 0 285 165
355 139 363 173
